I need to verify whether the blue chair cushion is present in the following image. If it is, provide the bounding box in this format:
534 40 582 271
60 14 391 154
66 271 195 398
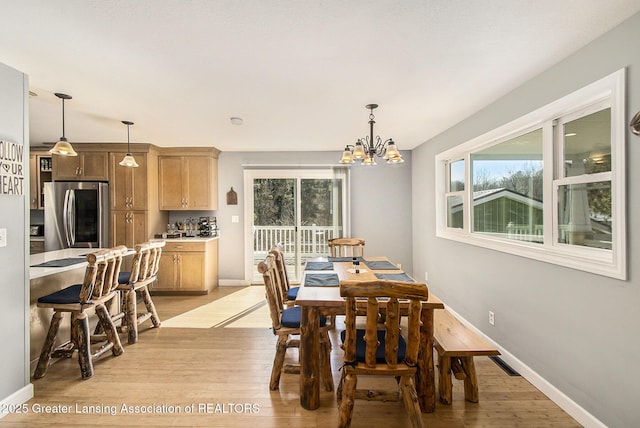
280 306 327 328
340 328 407 363
37 284 83 305
118 271 131 285
286 286 300 300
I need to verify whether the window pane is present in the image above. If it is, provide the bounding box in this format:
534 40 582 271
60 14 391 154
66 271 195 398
471 129 543 242
558 181 611 249
301 178 343 258
447 195 463 229
449 159 465 191
563 108 611 177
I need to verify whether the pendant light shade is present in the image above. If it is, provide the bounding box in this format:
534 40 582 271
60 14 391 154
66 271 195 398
49 93 78 156
119 120 139 167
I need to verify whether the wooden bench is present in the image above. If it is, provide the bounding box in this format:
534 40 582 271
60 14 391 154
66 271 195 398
433 309 500 404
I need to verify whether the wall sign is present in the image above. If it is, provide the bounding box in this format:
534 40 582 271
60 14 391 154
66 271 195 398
0 140 24 196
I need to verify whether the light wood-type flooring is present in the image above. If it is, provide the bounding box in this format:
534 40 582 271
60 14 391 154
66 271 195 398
2 286 582 427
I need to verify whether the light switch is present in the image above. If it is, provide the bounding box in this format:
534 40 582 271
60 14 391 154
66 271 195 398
231 215 239 223
0 228 6 247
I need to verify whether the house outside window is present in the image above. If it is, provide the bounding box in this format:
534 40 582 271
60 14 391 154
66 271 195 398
435 69 626 279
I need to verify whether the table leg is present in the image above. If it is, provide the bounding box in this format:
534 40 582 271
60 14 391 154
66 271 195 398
300 306 320 410
416 307 436 412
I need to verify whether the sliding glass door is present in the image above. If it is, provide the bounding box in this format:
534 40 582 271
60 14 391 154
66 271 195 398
245 169 349 283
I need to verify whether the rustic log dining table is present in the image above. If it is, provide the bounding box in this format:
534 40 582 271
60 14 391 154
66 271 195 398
294 256 444 412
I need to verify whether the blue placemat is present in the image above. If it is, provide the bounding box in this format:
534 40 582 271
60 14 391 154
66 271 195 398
374 273 415 282
31 257 86 268
304 273 340 287
365 260 400 270
305 261 334 271
328 257 364 262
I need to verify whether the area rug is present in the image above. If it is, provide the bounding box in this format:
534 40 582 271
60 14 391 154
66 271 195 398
161 286 267 329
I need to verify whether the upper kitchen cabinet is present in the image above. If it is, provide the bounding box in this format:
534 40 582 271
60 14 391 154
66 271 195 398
110 151 148 210
158 148 219 210
29 151 52 209
52 149 108 181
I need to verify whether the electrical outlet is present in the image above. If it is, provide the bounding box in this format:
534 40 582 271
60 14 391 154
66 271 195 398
424 271 429 281
0 228 6 247
489 311 495 326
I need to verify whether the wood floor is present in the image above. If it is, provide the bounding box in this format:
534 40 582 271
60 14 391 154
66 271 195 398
3 286 582 427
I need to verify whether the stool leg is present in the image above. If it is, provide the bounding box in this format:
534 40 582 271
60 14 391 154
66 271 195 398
95 303 124 356
75 312 93 380
124 289 138 344
460 356 479 403
34 311 63 379
141 286 161 328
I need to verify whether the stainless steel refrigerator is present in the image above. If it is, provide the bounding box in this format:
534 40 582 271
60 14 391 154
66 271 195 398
44 181 110 251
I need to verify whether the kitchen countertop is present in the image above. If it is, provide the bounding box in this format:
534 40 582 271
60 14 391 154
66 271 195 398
161 236 219 242
29 248 135 280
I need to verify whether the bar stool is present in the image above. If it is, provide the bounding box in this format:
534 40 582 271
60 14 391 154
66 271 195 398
115 240 165 344
34 246 128 380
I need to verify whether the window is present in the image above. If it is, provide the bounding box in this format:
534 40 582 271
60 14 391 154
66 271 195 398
435 69 626 279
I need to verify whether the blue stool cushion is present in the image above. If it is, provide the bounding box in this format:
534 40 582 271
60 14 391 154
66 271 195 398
118 271 131 285
37 284 83 305
340 329 407 363
286 286 300 300
280 306 327 328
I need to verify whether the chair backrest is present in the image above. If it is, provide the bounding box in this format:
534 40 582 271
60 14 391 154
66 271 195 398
328 238 365 257
130 239 166 284
258 254 284 330
79 245 128 303
269 243 290 300
340 279 429 369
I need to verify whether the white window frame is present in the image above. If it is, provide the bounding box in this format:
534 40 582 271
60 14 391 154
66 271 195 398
435 69 626 279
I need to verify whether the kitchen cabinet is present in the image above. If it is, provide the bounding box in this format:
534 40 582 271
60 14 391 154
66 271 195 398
53 151 108 181
158 153 218 210
30 239 45 254
111 210 148 249
154 239 218 293
108 145 168 248
29 152 52 209
109 152 148 210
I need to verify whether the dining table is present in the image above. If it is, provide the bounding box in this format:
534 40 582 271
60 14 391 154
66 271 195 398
294 256 444 412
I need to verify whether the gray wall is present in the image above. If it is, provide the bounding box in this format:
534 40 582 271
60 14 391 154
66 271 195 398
412 12 640 428
0 63 31 404
216 150 413 282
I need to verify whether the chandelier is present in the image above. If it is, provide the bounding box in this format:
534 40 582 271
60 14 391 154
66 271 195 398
339 104 404 165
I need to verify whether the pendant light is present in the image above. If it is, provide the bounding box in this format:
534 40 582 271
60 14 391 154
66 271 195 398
49 93 78 156
119 120 139 167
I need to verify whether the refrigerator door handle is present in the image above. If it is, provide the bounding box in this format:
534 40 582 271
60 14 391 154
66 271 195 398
68 189 76 246
63 189 76 247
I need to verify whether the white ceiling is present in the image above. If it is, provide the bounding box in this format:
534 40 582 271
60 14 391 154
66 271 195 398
2 1 639 153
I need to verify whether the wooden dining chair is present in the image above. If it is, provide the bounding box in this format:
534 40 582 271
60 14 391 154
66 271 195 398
114 240 165 344
328 238 365 258
258 254 334 392
337 279 429 428
269 243 298 306
34 246 128 380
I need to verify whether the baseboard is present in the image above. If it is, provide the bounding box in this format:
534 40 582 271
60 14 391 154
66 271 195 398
444 305 606 428
0 384 34 419
218 279 252 286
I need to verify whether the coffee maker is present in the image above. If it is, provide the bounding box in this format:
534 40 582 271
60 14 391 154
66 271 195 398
198 217 218 237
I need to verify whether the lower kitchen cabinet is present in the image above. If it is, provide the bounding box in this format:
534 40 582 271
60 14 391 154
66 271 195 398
154 238 218 294
111 210 148 249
